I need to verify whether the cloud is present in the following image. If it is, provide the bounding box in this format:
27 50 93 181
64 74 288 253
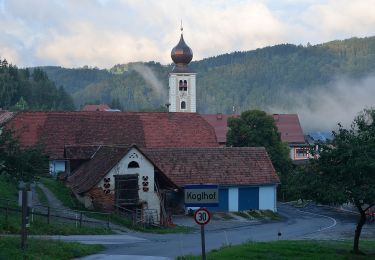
0 0 375 67
270 75 375 132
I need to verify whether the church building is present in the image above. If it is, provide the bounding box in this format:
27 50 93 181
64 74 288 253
168 27 196 113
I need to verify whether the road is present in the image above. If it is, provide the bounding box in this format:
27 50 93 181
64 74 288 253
43 203 374 259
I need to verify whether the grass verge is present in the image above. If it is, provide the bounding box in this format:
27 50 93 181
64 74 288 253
178 240 375 259
35 185 49 205
40 177 84 209
0 211 113 235
0 237 103 260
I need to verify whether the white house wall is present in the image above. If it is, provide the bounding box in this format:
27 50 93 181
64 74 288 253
259 185 277 212
49 160 65 176
97 147 161 216
228 187 238 212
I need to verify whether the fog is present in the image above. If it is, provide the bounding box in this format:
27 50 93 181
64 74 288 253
131 63 167 102
270 75 375 132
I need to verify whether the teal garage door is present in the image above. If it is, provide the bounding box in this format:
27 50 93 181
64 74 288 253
208 188 228 212
238 187 259 210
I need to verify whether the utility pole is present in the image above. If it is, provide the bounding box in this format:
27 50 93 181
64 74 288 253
19 182 29 250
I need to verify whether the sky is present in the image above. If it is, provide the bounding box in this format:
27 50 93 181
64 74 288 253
1 0 375 68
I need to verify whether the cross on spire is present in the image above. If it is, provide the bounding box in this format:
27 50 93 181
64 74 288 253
180 20 183 34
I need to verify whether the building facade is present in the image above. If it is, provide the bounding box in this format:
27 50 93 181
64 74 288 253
168 29 196 112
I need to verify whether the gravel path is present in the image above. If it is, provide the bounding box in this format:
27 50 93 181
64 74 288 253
35 183 130 233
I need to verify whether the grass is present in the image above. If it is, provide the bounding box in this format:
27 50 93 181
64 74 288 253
40 177 84 209
214 213 234 220
178 240 375 259
0 175 19 206
0 211 113 235
35 185 49 205
135 224 193 234
0 237 104 260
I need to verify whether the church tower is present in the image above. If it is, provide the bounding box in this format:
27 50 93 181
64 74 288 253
168 26 196 112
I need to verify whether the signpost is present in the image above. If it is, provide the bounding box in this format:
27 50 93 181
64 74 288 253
185 184 218 260
194 208 210 260
184 184 219 207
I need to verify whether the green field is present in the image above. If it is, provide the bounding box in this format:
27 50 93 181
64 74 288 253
0 237 103 260
179 240 375 259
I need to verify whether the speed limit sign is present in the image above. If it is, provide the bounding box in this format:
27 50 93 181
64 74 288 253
194 208 211 225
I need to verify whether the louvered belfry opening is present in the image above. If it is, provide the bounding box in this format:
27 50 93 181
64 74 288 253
114 174 139 206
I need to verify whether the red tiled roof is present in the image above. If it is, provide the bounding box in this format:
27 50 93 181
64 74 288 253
68 146 130 194
6 112 219 159
202 113 305 144
82 104 111 111
65 145 102 159
0 111 15 126
201 114 238 143
143 147 279 187
272 114 305 143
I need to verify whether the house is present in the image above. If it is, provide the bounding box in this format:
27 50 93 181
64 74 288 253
0 110 15 127
273 114 309 162
5 111 219 175
66 145 279 218
201 113 309 162
66 145 178 224
143 147 279 212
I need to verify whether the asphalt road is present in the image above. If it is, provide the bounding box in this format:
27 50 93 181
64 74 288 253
54 203 374 259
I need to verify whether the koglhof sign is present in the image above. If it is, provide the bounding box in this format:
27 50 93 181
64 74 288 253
184 184 219 207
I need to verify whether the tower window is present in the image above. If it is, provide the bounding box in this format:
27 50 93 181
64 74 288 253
181 101 186 110
179 79 188 91
128 161 140 168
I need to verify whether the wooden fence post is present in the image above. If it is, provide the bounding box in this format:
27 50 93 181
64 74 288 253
5 200 9 224
79 212 83 228
47 206 50 224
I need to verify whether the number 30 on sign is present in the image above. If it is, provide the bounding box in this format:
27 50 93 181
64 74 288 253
194 208 211 225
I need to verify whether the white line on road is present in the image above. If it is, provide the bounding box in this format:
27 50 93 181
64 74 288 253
297 209 337 232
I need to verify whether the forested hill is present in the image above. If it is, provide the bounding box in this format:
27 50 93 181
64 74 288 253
0 59 75 111
40 36 375 113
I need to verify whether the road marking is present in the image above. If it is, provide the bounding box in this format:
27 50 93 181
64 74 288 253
297 209 337 232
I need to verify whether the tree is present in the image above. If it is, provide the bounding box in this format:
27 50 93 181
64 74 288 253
303 109 375 254
226 110 292 177
13 96 29 111
0 129 48 182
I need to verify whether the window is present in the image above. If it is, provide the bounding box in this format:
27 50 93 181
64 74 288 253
128 161 140 168
295 148 308 159
181 101 186 110
179 79 188 91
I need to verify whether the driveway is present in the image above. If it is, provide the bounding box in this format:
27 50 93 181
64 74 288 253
52 203 374 259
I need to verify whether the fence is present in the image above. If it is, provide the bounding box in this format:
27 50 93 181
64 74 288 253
0 198 113 230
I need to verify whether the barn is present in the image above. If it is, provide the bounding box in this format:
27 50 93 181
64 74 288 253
143 147 279 212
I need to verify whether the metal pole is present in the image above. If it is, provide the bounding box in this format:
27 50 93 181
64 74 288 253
201 225 206 260
21 189 28 250
47 206 50 224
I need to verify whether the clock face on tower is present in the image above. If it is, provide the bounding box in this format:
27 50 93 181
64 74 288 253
180 92 186 98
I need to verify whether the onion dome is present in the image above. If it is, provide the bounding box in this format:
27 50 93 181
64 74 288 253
171 34 193 65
